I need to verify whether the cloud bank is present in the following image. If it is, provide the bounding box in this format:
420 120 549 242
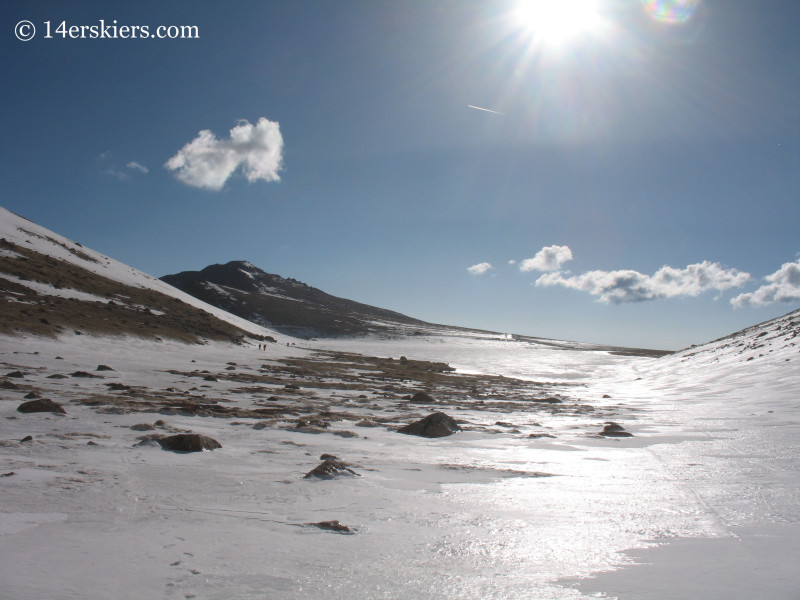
536 261 750 304
165 118 283 191
730 259 800 308
519 245 573 272
467 262 494 275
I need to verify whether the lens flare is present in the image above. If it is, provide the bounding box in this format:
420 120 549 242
641 0 700 24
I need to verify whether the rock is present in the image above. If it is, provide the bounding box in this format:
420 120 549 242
6 371 25 379
130 423 155 431
528 433 556 439
304 459 360 479
71 371 101 378
24 392 41 399
20 436 33 443
202 375 218 382
1 380 19 390
47 374 68 379
284 383 300 390
1 472 15 477
96 365 115 371
599 422 633 437
398 412 461 438
355 419 380 428
17 399 66 414
307 520 354 534
409 391 435 404
602 394 612 399
320 454 339 461
332 430 359 438
105 383 130 391
159 433 221 452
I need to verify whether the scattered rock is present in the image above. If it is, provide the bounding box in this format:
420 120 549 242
398 412 461 438
528 433 556 439
306 520 354 534
1 472 15 477
409 391 435 404
20 436 33 443
599 422 633 437
130 423 155 431
304 459 360 479
17 399 66 415
533 397 563 404
320 453 339 461
6 371 25 379
71 371 101 378
105 383 130 391
23 392 41 399
46 374 68 379
202 375 218 382
159 433 222 452
96 365 115 372
284 383 300 390
355 419 380 428
1 380 20 390
602 394 612 399
332 430 359 438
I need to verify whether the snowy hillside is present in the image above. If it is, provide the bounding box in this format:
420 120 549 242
0 206 288 344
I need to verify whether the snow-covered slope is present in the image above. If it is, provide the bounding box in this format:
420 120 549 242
0 206 289 344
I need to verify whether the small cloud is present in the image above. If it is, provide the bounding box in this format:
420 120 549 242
519 245 573 272
95 153 147 182
730 259 800 308
165 117 284 191
467 262 494 276
537 261 750 304
508 259 517 266
126 161 149 175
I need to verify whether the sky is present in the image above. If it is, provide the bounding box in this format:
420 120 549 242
1 0 798 350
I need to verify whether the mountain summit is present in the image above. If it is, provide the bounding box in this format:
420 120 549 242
160 261 428 337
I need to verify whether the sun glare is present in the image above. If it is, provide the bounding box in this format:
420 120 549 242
513 0 603 46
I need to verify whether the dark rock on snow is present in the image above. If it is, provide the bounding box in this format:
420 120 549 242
17 399 66 414
398 412 461 438
304 459 360 479
159 433 221 452
96 364 115 371
307 520 354 534
599 422 633 437
409 391 435 404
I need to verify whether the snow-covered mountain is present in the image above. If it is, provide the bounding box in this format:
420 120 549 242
160 260 431 338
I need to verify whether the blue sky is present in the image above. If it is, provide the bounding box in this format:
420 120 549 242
2 0 798 349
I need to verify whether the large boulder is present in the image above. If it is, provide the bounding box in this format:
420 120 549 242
159 433 221 452
17 399 66 415
398 412 461 438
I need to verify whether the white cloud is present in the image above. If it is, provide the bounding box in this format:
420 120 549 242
165 117 284 191
467 262 494 276
519 245 573 272
126 161 149 174
537 261 750 304
730 259 800 308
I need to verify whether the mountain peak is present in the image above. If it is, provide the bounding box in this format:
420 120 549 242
160 261 426 338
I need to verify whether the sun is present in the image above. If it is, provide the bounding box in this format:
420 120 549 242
512 0 603 46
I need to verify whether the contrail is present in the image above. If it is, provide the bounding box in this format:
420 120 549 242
467 104 504 116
